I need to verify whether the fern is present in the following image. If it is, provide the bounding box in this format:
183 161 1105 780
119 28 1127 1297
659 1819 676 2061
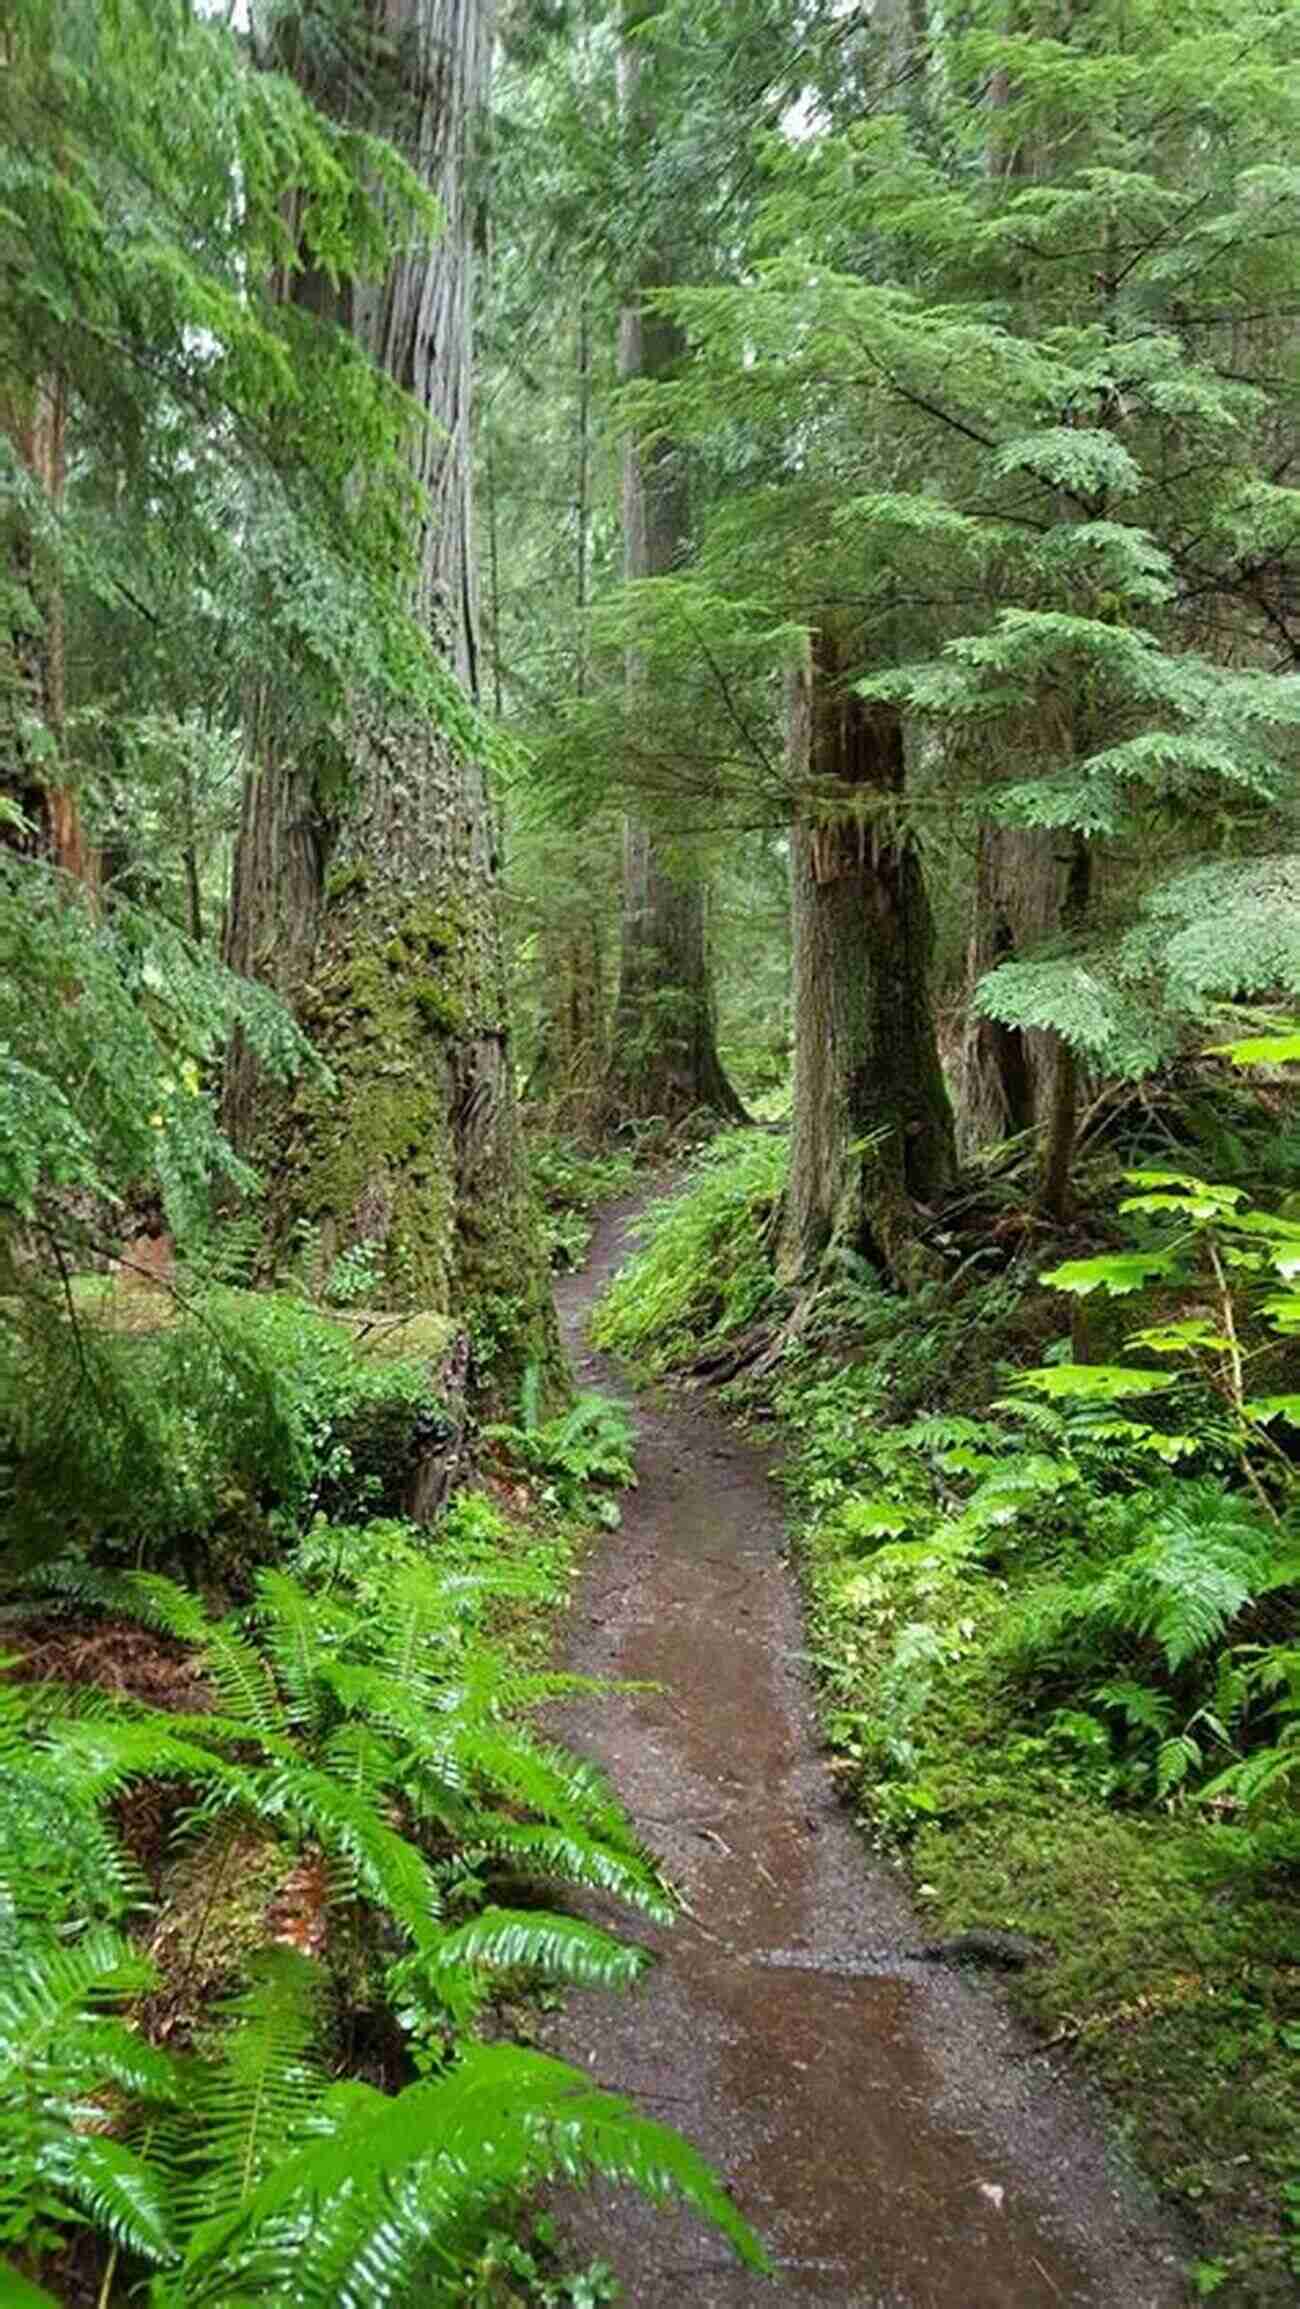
466 1822 674 1924
153 1951 327 2238
425 1909 651 1995
1002 1485 1284 1676
165 2039 767 2308
0 1926 179 2264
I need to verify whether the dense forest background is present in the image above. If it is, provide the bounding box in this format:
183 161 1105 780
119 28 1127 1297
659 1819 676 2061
2 0 1300 2302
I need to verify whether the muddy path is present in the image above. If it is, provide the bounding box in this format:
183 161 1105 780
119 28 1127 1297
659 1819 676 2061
540 1189 1188 2308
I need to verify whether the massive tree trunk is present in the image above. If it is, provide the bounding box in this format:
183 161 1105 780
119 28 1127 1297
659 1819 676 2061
780 629 955 1289
604 10 743 1127
226 0 555 1399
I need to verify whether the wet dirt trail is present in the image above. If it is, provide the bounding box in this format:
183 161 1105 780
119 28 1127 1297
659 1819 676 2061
541 1191 1187 2309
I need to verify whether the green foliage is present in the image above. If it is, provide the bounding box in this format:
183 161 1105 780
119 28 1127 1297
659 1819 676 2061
0 1474 771 2295
527 1140 637 1273
0 856 309 1238
486 1390 636 1524
592 1130 788 1366
0 0 467 828
0 1927 178 2266
1000 1484 1290 1678
0 1288 440 1570
0 1934 764 2304
155 2033 766 2306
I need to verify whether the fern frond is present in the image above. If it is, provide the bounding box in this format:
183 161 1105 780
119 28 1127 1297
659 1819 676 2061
453 1725 641 1851
0 1926 156 2075
154 1949 327 2235
43 2132 176 2263
176 2044 767 2308
113 1573 282 1735
0 1757 143 1926
253 1570 340 1734
469 1822 674 1924
427 1908 652 1995
250 1764 442 1940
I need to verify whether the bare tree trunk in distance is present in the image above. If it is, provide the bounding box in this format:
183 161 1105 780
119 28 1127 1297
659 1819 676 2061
226 0 556 1399
957 822 1067 1156
604 5 744 1126
780 628 955 1289
1038 831 1092 1223
2 369 96 884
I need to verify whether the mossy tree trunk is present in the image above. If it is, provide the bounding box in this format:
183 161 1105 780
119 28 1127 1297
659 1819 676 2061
779 629 955 1290
604 9 743 1128
226 0 556 1400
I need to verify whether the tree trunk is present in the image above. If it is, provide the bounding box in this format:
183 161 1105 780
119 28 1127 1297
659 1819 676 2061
604 9 742 1127
226 0 556 1401
527 867 607 1122
1038 831 1092 1223
1 368 96 884
780 629 955 1289
956 821 1065 1156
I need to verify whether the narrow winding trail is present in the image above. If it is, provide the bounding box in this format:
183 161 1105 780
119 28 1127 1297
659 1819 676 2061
542 1191 1187 2309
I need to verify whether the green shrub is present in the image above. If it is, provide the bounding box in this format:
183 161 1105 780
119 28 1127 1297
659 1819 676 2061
0 1290 440 1573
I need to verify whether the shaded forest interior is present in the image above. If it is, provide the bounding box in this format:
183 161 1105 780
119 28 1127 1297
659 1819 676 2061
3 1 1300 2304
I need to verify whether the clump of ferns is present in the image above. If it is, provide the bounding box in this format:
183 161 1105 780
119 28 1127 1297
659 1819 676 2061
1 1938 765 2306
996 1480 1300 1807
1 1543 768 2300
9 1545 672 2040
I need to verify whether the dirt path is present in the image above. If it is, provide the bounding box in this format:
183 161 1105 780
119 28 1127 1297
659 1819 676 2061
541 1191 1188 2309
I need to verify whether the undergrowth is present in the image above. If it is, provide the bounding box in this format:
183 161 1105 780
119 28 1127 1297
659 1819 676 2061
0 1286 446 1577
591 1129 787 1366
595 1126 1300 2306
526 1140 638 1274
0 1280 764 2300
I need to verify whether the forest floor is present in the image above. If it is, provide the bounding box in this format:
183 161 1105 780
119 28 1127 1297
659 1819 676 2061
539 1187 1190 2308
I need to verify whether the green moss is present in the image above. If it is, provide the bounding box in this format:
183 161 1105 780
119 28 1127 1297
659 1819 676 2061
402 898 463 959
341 1309 457 1367
911 1802 1300 2304
413 980 468 1035
259 893 559 1406
325 858 370 903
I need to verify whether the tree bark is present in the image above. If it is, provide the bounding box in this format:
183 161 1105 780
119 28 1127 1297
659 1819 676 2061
780 629 955 1288
1 368 96 884
226 0 556 1400
604 8 743 1127
1038 830 1092 1223
956 821 1066 1156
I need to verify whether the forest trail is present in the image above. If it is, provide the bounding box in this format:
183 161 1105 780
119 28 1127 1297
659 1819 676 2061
541 1189 1188 2309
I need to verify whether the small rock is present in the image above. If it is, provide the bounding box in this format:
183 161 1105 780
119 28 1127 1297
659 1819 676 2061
910 1929 1045 1971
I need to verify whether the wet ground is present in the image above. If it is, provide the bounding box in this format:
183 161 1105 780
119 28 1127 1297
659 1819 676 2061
540 1190 1189 2308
